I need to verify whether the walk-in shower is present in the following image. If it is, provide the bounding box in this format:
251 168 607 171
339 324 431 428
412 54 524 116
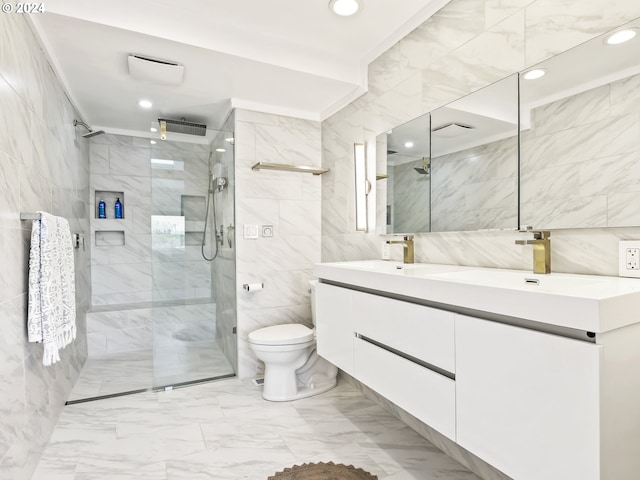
68 127 237 403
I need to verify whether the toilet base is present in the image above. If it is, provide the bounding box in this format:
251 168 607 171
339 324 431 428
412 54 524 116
262 378 337 402
261 349 339 402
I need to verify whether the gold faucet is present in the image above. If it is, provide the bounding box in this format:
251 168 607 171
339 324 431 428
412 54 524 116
386 235 415 264
515 231 551 274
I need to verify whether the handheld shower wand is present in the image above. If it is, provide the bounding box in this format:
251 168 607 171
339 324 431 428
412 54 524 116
201 161 229 261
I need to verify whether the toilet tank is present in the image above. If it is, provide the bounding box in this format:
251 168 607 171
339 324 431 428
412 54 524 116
309 280 318 326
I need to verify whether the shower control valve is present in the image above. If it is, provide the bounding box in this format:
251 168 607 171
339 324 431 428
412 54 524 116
215 177 227 191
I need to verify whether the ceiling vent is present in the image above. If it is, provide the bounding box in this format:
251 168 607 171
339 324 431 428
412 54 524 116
432 123 474 138
158 118 207 137
128 54 184 86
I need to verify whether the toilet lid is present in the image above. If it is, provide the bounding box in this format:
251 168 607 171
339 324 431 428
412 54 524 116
249 324 314 345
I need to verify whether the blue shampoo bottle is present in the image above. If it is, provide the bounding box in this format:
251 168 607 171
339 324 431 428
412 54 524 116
114 198 123 219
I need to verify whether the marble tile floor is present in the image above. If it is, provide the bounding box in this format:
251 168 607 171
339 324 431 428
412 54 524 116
33 378 482 480
68 341 234 402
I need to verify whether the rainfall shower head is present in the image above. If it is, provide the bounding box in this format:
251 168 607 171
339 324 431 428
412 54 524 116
158 117 207 138
73 119 105 138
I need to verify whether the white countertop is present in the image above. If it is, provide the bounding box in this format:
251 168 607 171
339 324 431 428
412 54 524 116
314 260 640 333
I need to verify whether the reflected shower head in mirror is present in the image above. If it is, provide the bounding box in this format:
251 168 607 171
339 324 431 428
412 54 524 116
73 119 105 138
414 157 430 175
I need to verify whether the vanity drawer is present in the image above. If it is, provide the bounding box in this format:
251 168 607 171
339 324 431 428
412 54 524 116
354 337 456 440
353 290 455 373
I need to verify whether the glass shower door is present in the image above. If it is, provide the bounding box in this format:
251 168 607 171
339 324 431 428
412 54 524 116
150 136 236 389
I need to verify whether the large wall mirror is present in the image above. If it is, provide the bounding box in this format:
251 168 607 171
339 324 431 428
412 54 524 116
520 17 640 229
377 74 519 233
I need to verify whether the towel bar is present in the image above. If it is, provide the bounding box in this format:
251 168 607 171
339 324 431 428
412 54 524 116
21 212 84 250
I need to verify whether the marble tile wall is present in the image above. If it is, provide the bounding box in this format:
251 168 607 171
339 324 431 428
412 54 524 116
234 109 321 379
90 134 152 305
322 0 640 276
89 135 214 305
521 73 640 229
0 12 90 480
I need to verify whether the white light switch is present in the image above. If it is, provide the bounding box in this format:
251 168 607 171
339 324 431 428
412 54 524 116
619 241 640 278
243 224 259 239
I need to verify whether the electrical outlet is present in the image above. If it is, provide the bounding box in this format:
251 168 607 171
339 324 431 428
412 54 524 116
619 241 640 278
381 242 390 260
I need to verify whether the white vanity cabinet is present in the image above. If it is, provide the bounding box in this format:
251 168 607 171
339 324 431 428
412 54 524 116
315 282 354 375
314 260 640 480
455 314 601 480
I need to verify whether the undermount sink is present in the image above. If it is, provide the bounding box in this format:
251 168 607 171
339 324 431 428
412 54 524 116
324 260 464 276
426 269 608 292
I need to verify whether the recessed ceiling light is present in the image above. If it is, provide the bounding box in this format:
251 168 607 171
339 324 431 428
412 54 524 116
329 0 361 17
522 69 546 80
224 137 234 143
216 148 226 152
150 127 157 132
404 141 414 148
150 140 156 144
138 99 153 109
605 28 637 45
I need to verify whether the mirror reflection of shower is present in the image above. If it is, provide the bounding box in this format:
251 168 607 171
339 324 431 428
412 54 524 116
202 159 228 261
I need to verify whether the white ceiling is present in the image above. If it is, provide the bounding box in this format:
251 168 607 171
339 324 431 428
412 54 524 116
31 0 449 138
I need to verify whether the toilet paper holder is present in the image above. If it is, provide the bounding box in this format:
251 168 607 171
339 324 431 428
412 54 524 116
243 282 264 292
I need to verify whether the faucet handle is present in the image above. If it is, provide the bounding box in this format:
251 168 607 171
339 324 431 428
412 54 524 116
532 231 550 240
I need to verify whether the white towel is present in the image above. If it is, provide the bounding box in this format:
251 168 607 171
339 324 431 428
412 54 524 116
27 211 76 366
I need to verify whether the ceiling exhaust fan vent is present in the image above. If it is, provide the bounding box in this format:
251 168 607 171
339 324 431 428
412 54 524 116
432 123 474 138
128 54 184 86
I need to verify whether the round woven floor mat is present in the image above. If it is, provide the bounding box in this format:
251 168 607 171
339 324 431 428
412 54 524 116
267 462 377 480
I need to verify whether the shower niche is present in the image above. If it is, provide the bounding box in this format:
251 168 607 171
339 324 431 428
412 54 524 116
95 230 125 247
95 190 125 219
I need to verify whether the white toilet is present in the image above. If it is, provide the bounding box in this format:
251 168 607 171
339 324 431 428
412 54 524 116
248 281 338 401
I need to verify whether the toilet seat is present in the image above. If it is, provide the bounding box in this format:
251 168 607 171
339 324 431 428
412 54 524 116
248 324 314 346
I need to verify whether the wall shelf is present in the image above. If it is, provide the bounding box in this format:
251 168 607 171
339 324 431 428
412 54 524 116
251 162 329 176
